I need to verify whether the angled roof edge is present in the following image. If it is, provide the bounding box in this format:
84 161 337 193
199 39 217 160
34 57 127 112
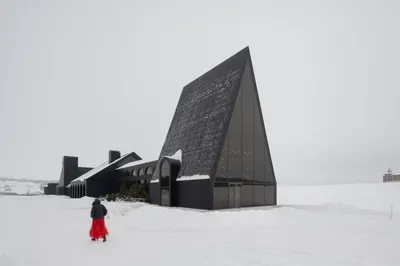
70 151 142 184
152 47 250 181
209 52 276 182
245 51 277 181
116 159 158 170
183 46 250 90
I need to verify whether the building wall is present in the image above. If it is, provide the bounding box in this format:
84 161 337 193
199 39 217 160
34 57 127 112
44 183 57 195
149 179 213 210
150 182 160 205
78 167 93 176
58 156 84 192
213 61 276 210
384 174 400 182
56 186 65 195
177 179 213 210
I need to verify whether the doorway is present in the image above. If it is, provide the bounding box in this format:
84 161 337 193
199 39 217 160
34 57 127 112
229 183 241 208
159 159 180 207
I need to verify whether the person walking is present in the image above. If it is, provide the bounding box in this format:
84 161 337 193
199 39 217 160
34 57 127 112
89 198 109 242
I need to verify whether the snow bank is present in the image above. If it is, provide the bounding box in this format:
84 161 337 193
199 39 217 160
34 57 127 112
0 180 43 195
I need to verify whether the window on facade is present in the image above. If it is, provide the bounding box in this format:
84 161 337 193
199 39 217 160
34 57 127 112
132 169 137 176
139 168 145 176
146 167 153 175
160 161 170 187
161 161 170 177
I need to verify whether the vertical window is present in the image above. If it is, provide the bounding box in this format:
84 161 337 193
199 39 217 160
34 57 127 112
160 161 170 187
146 167 153 175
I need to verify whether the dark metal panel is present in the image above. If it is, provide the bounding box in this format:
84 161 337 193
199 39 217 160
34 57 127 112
241 185 253 207
265 184 277 206
44 183 57 195
241 63 254 182
150 182 160 205
108 150 121 163
177 179 213 210
214 182 229 209
265 149 275 182
85 173 112 198
58 156 80 187
252 69 265 182
254 185 265 206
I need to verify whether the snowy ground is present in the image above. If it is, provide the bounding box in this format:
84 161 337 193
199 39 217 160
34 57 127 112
1 182 399 266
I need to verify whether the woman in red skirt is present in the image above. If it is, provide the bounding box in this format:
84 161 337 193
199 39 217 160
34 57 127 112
90 198 109 242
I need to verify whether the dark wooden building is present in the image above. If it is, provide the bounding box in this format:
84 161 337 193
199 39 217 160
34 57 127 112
149 47 277 210
46 46 277 210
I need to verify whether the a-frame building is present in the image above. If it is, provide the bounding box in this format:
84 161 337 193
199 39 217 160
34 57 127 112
150 47 277 210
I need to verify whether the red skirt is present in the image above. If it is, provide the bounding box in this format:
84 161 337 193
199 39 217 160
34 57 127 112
89 218 109 239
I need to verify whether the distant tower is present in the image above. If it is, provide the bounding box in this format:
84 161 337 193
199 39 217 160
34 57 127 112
383 169 392 182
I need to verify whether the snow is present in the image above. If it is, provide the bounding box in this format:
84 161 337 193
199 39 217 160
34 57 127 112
116 159 155 170
165 149 182 162
176 174 210 181
70 154 130 184
150 150 183 183
1 182 400 266
0 180 43 195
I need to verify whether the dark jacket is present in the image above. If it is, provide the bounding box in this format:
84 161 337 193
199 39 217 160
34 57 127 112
91 198 108 220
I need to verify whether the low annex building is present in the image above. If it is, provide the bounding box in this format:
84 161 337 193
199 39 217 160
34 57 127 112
45 47 278 210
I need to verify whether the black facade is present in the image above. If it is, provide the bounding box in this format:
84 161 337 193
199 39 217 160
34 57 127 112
56 156 93 196
150 47 277 210
69 151 142 198
52 46 277 211
44 182 57 195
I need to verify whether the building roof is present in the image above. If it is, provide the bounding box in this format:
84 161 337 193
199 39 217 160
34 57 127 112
70 152 141 184
116 158 158 170
151 47 251 181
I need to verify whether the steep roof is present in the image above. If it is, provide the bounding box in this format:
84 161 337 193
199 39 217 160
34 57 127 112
116 158 157 170
70 152 141 184
152 47 251 181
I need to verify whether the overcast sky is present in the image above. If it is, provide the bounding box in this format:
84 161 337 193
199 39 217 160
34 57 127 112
0 0 399 185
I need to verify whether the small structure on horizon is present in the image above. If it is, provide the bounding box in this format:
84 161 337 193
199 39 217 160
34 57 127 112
383 169 400 182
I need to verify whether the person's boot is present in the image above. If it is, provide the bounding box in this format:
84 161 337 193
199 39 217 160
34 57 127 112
103 235 107 242
91 238 96 241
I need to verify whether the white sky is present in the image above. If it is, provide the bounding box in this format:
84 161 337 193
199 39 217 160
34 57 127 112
0 0 399 185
